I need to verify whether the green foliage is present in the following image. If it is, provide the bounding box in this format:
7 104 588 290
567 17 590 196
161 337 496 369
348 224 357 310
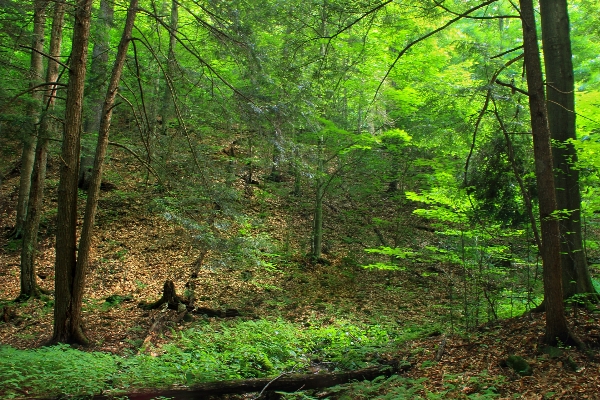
294 371 502 400
0 320 408 397
3 239 21 252
363 246 414 270
0 344 118 398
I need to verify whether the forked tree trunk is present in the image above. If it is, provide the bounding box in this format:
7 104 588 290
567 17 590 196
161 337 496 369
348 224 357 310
539 0 597 301
18 0 66 301
12 0 48 239
53 0 139 345
519 0 570 345
52 0 95 345
52 0 138 344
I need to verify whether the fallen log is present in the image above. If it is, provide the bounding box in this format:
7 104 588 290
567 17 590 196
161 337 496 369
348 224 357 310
96 360 410 399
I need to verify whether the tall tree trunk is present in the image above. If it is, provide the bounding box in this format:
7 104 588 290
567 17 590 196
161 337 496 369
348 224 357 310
12 0 48 238
311 136 324 260
519 0 570 345
52 0 94 345
160 0 178 125
74 0 139 333
269 124 284 182
539 0 597 300
79 0 114 190
18 0 66 301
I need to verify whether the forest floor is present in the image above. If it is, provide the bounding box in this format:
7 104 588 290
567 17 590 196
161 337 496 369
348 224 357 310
1 151 600 399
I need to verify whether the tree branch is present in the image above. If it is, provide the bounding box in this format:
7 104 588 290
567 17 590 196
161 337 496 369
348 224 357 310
371 0 500 105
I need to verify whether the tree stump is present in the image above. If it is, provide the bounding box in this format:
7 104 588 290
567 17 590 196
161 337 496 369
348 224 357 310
139 280 183 310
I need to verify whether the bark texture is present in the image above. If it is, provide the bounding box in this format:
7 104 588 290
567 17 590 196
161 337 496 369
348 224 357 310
19 0 66 301
74 0 138 320
13 0 48 239
539 0 597 300
80 0 114 190
519 0 570 345
52 0 94 345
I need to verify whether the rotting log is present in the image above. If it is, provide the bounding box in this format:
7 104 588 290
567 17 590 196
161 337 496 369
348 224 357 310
94 361 410 399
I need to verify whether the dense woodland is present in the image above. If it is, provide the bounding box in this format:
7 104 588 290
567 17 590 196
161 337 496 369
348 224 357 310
1 0 600 398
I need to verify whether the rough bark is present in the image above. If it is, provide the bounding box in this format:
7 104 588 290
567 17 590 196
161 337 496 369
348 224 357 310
539 0 597 301
12 0 48 239
518 0 570 345
53 0 138 345
79 0 114 190
18 0 66 301
52 0 94 345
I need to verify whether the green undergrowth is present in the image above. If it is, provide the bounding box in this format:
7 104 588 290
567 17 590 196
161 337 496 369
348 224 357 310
0 318 434 399
280 372 502 400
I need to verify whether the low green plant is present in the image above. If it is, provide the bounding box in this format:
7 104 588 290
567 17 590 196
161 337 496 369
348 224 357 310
0 319 417 397
0 344 118 398
307 375 428 400
4 239 21 252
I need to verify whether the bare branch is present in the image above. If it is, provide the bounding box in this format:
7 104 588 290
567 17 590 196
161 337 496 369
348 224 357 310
491 45 523 59
19 44 70 69
432 0 519 19
495 78 529 95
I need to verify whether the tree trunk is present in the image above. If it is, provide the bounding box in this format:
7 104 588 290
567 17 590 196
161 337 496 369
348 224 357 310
311 136 324 260
79 0 114 190
18 0 66 301
539 0 597 301
518 0 570 345
160 0 178 126
269 124 285 182
52 0 94 345
73 0 138 344
12 0 48 239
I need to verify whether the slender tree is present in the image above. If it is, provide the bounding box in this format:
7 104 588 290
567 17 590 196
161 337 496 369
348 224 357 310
18 0 66 301
519 0 570 345
79 0 115 190
539 0 597 301
12 0 47 239
311 135 325 260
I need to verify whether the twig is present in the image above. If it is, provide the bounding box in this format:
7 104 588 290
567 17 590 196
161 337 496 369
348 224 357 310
253 371 291 399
